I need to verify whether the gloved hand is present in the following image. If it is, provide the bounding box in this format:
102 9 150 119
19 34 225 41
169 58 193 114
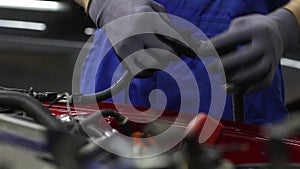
86 0 196 78
211 9 299 94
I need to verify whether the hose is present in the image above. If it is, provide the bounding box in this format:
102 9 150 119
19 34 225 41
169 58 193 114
72 71 131 104
0 90 65 131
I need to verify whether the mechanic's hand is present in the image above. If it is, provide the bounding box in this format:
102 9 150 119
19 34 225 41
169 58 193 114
88 0 196 78
211 9 299 94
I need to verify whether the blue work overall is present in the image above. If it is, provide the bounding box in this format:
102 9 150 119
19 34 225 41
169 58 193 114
80 0 289 124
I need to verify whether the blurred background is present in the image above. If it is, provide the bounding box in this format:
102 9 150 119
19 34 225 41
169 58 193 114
0 0 94 93
0 0 299 111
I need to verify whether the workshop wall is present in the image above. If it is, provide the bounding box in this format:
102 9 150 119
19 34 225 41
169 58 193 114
0 0 94 93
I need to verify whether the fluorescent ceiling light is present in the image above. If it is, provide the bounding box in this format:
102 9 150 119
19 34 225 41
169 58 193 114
84 27 96 35
0 0 67 12
281 58 300 70
0 19 46 31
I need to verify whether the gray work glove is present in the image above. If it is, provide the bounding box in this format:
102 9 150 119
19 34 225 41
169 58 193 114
88 0 196 78
211 9 300 94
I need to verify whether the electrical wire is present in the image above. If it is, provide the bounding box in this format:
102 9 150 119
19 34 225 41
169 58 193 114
0 86 28 93
48 93 67 108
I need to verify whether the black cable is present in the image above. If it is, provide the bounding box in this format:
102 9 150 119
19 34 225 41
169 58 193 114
232 93 245 123
101 109 132 136
80 109 132 136
224 83 245 123
0 90 65 131
48 94 67 108
100 109 127 123
72 71 131 104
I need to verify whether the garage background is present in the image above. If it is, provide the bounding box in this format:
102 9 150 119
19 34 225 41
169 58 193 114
0 0 93 92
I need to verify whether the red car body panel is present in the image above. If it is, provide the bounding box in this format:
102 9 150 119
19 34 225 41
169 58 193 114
46 101 300 165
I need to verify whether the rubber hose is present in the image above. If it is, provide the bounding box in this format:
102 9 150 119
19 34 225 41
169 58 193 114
72 71 131 104
0 90 65 130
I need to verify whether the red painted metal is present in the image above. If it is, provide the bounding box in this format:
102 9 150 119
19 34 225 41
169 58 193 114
46 101 300 165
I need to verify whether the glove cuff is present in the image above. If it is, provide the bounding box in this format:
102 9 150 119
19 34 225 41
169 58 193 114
88 0 113 28
269 8 300 50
